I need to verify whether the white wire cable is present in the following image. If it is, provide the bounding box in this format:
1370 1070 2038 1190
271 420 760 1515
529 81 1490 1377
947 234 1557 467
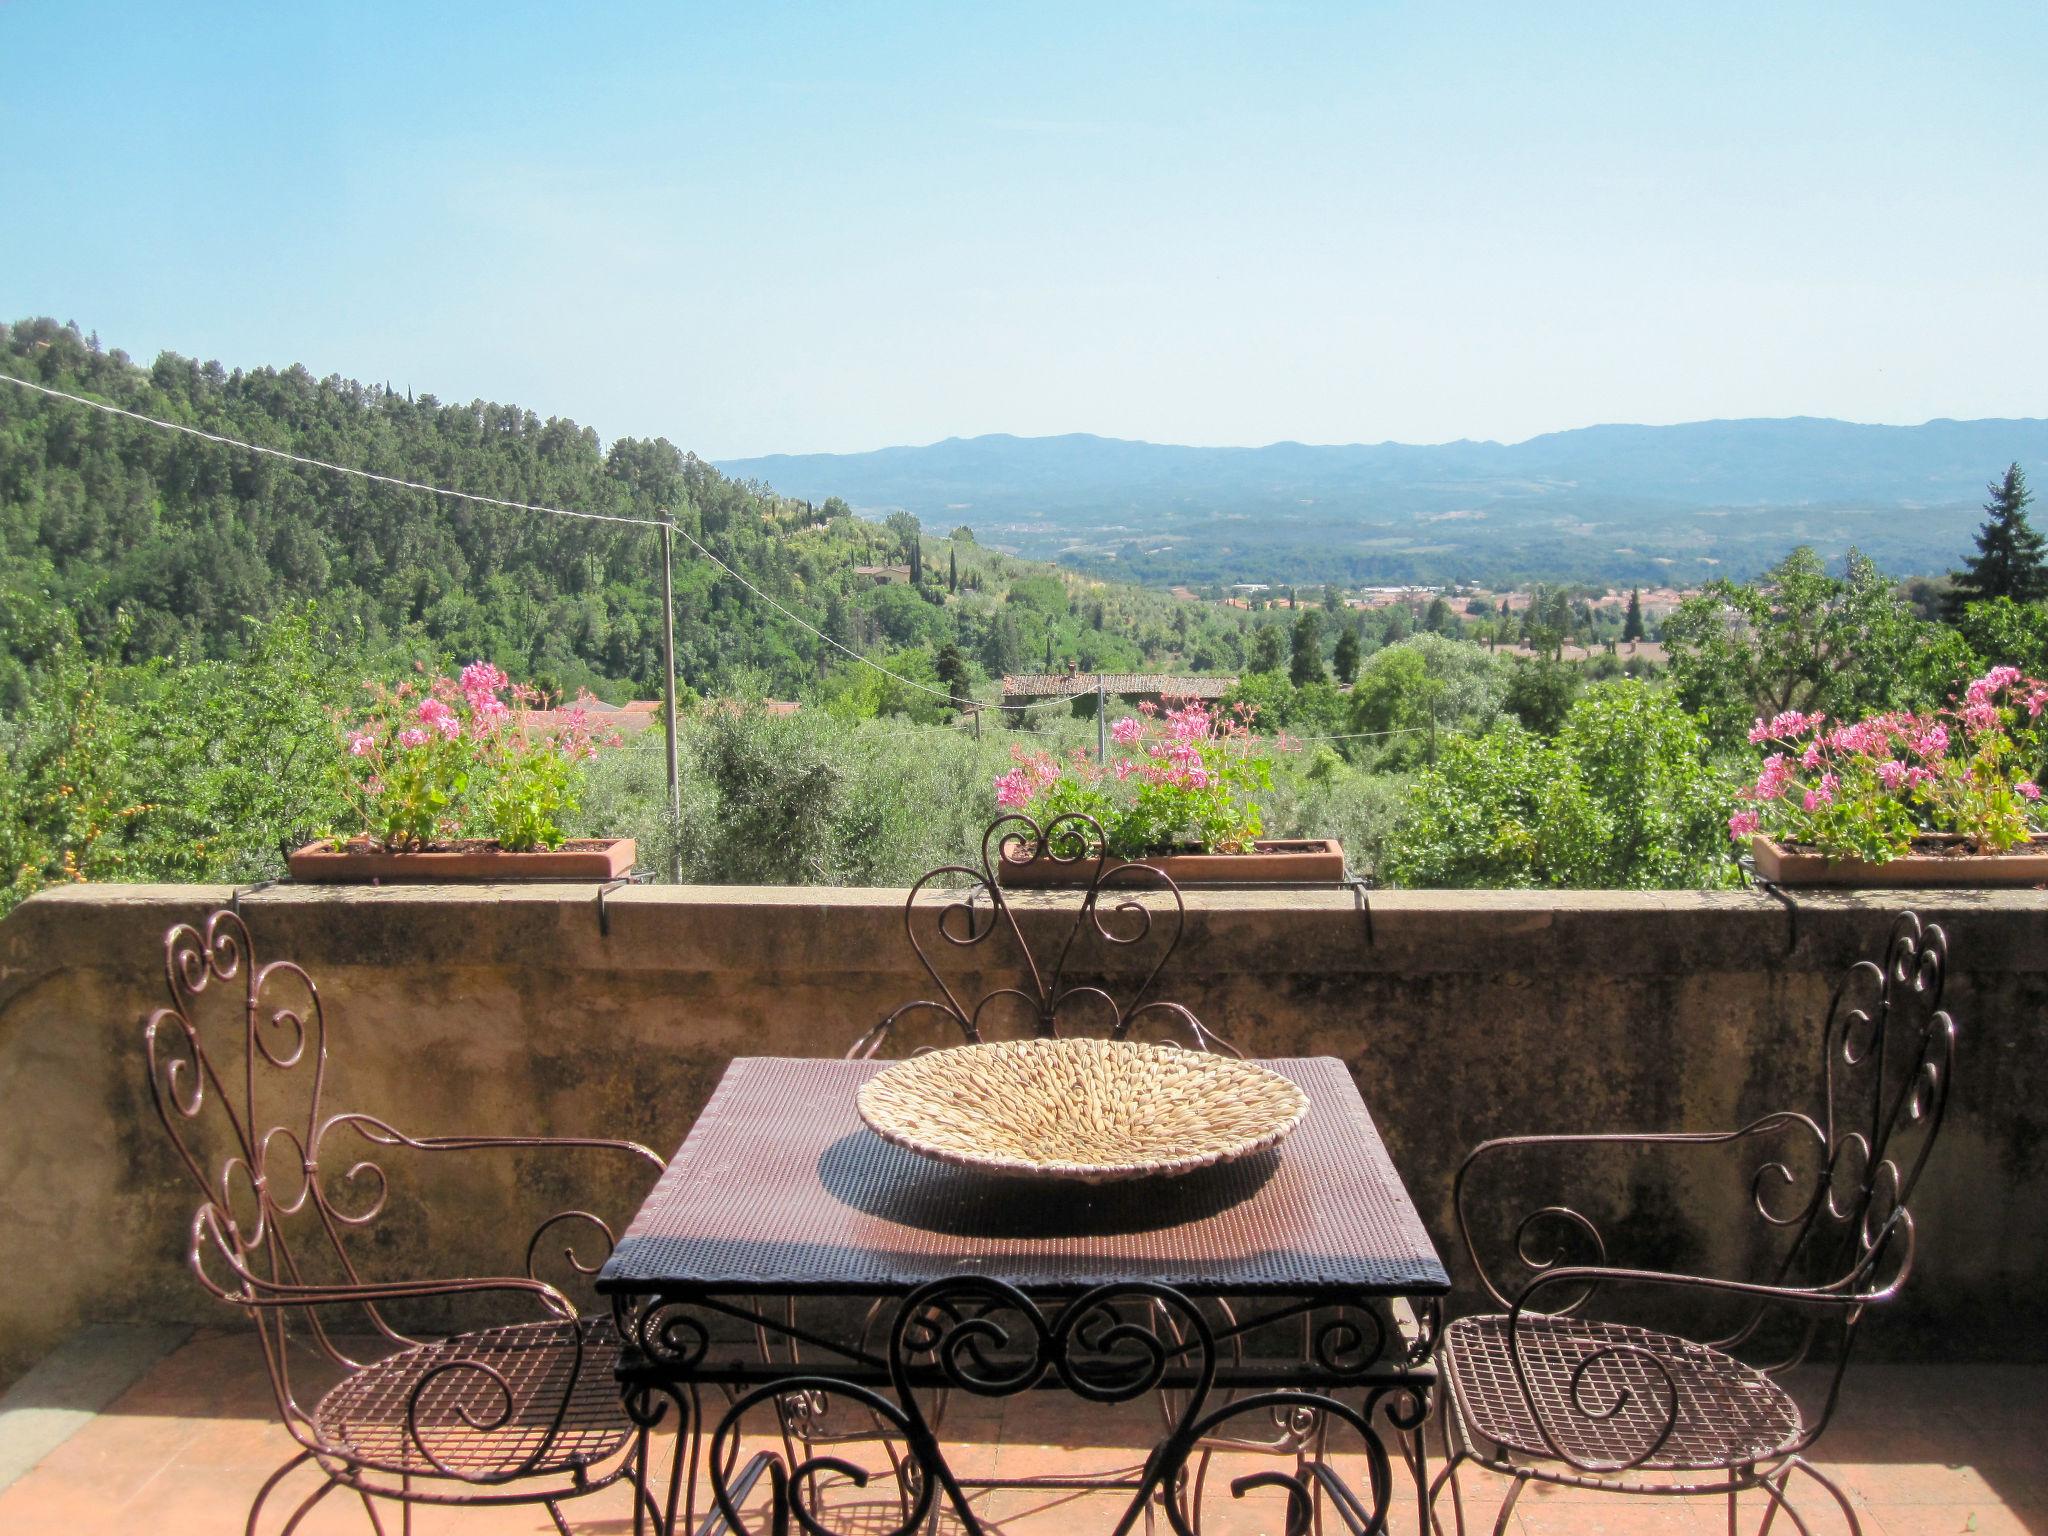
667 523 962 701
1281 726 1431 743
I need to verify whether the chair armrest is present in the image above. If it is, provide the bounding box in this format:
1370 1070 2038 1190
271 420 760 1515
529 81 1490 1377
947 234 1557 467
314 1115 666 1282
324 1113 665 1172
189 1206 581 1322
1453 1111 1828 1309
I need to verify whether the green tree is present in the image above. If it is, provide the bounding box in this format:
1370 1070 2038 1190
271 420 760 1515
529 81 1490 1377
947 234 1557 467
933 642 973 712
1949 463 2047 610
1290 610 1327 686
1007 575 1069 618
1622 588 1645 642
1954 597 2048 680
1662 547 1938 745
1250 625 1286 675
1331 629 1361 684
1502 657 1582 736
1386 684 1734 889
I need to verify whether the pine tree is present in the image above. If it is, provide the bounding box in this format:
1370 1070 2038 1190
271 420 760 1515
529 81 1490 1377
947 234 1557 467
948 547 957 593
1951 464 2047 610
1623 588 1645 642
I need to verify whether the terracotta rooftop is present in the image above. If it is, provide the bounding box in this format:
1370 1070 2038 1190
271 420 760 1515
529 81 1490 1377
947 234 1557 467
1000 673 1237 699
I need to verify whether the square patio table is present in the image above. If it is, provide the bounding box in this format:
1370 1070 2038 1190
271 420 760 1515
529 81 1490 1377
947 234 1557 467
600 1055 1449 1535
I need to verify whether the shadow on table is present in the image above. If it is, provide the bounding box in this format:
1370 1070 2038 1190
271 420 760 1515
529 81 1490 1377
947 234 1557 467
817 1129 1278 1238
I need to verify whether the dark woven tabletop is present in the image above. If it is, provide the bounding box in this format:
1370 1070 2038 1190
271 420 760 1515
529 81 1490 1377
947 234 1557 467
598 1057 1447 1297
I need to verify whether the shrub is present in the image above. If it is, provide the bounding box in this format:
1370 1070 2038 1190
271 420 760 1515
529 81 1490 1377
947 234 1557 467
1733 667 2048 860
337 662 622 851
993 699 1274 858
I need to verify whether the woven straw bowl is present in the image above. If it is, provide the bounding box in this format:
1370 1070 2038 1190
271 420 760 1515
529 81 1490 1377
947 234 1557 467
856 1037 1310 1184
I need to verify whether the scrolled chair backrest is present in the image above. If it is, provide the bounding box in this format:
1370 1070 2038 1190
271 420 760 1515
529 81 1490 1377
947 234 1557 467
1684 911 1957 1433
848 812 1237 1059
1802 909 1957 1301
142 909 421 1435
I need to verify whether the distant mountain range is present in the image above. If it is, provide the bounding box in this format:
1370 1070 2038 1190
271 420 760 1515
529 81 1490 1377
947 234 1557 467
717 418 2048 587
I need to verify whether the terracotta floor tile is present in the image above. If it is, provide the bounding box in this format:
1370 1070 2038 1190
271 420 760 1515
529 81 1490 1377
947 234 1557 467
1865 1505 2048 1536
4 1345 2048 1535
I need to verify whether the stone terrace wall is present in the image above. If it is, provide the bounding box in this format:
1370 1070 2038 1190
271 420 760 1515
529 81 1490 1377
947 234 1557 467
1 882 2043 1386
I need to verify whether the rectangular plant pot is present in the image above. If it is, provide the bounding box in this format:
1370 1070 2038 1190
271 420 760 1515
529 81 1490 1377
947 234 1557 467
1750 834 2048 888
288 837 637 883
996 838 1347 888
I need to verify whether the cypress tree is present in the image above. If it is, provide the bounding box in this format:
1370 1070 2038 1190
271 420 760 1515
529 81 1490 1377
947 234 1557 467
1951 463 2047 610
1623 588 1645 642
1332 628 1361 684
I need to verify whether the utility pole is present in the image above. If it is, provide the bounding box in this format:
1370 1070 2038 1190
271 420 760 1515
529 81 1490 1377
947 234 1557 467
1097 676 1108 763
659 518 683 884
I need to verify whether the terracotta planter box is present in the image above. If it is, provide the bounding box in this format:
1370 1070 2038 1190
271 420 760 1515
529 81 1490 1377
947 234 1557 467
288 837 636 883
996 838 1347 888
1750 834 2048 888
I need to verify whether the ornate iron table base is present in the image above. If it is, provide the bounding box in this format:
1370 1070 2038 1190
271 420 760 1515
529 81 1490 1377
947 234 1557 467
613 1280 1440 1536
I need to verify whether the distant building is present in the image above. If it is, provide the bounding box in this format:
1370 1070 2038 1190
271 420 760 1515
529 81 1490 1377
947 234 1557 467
1000 664 1237 713
852 564 914 585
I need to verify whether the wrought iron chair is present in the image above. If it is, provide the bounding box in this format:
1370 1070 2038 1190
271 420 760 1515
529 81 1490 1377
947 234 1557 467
142 909 674 1536
847 811 1237 1061
755 814 1376 1530
1430 911 1958 1536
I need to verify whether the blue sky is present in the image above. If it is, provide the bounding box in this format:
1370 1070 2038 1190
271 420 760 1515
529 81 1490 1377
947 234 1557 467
4 2 2042 458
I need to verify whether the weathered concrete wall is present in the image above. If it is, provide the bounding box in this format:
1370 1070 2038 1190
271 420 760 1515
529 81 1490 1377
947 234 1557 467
1 882 2043 1387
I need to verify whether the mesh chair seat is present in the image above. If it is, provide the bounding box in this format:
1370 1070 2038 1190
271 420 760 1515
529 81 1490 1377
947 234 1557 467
1443 1313 1802 1472
312 1316 633 1481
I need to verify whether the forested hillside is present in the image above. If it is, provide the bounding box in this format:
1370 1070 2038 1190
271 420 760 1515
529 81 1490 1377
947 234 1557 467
0 318 1251 709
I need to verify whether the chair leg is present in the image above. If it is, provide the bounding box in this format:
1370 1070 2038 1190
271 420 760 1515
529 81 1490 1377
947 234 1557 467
1427 1396 1468 1536
545 1500 575 1536
1729 1467 1740 1536
1490 1473 1528 1536
246 1451 314 1536
1755 1464 1818 1536
277 1476 343 1536
1785 1457 1862 1536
